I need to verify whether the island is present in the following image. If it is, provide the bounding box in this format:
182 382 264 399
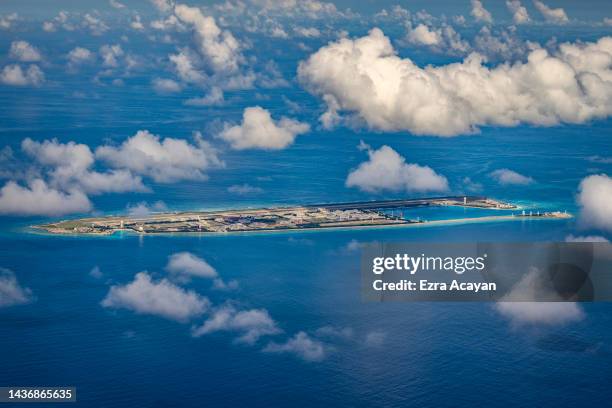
34 196 571 235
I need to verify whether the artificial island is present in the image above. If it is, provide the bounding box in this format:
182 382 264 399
35 196 571 236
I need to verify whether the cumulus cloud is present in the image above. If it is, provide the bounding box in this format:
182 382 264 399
0 64 44 86
346 144 448 193
109 0 126 9
21 138 147 195
185 87 225 106
130 15 144 30
192 305 281 344
100 44 124 68
490 169 534 185
496 301 584 326
298 29 612 136
218 106 309 150
0 179 91 216
405 23 470 54
0 268 33 307
293 26 321 38
169 50 207 84
406 24 441 46
126 200 167 217
471 0 493 24
101 272 209 322
495 267 584 326
67 47 94 66
472 26 532 61
0 13 18 30
82 13 109 35
165 252 217 279
533 0 569 24
577 174 612 232
174 4 242 73
152 78 182 93
506 0 530 24
151 0 175 13
9 40 42 62
95 130 222 183
263 331 325 361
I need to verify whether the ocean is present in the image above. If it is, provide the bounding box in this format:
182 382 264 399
1 22 611 408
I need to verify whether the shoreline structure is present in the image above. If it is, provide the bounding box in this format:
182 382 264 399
35 196 571 236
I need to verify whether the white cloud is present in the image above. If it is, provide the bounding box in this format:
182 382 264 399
490 169 534 185
472 26 531 61
42 21 55 32
405 23 470 54
407 24 441 46
101 272 209 322
151 14 184 31
471 0 493 24
533 0 569 24
151 0 175 13
218 106 310 150
82 13 109 35
346 144 448 193
152 78 182 93
9 40 42 62
174 4 242 73
293 26 321 38
95 130 222 183
126 200 167 217
100 44 124 68
495 267 584 326
109 0 126 9
130 15 144 30
246 0 344 19
565 234 609 243
185 87 225 106
263 331 326 361
496 302 584 326
165 252 217 279
169 50 206 84
577 174 612 232
0 13 18 30
67 47 94 66
298 29 612 136
506 0 530 24
227 184 263 195
42 11 75 33
0 179 91 216
0 64 44 86
0 268 33 307
192 305 281 344
21 138 147 195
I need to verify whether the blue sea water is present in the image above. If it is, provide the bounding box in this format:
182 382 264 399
0 23 612 408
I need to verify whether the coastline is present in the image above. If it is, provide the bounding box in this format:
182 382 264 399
28 212 572 239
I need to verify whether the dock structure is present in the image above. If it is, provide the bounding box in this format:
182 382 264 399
34 196 569 236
